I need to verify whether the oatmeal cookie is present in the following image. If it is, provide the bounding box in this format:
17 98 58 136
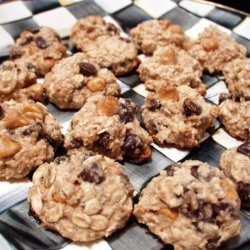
134 160 241 249
64 94 152 163
141 86 217 148
130 19 191 55
71 15 120 51
10 27 67 76
28 153 134 241
44 53 120 109
223 58 250 98
220 141 250 207
218 95 250 140
189 25 246 73
0 100 63 179
0 60 44 102
82 36 139 76
138 46 206 95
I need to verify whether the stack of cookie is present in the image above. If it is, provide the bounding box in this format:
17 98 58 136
0 14 249 249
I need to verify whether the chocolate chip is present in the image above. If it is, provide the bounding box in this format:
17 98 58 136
78 163 105 184
191 165 199 179
183 98 202 116
54 156 67 164
70 138 83 149
35 36 49 49
79 62 97 77
206 236 220 249
10 46 23 59
97 132 110 148
148 99 161 111
237 182 250 205
218 93 232 104
123 134 142 155
166 164 178 176
0 106 4 120
237 142 250 157
118 99 137 124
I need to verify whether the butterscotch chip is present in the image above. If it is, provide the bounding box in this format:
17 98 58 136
44 53 120 109
64 94 152 163
130 19 190 55
134 160 241 249
10 27 66 76
138 46 206 95
28 153 134 241
189 25 246 73
0 99 63 179
142 85 217 148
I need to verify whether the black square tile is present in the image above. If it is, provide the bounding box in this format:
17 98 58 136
161 7 200 30
118 72 140 87
67 0 106 19
202 73 219 88
206 8 244 29
23 0 60 14
231 33 250 56
2 18 39 40
112 5 152 33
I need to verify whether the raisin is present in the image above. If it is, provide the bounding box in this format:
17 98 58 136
166 164 178 176
148 99 161 111
191 165 199 179
183 98 202 116
206 236 220 249
0 106 4 120
10 46 23 59
118 99 137 124
35 36 49 49
78 163 105 184
237 142 250 157
237 182 250 205
79 62 97 76
218 93 232 104
70 138 83 149
97 132 110 148
123 134 142 154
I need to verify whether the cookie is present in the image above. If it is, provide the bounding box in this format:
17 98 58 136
223 58 250 98
64 94 152 163
0 100 63 179
141 86 217 148
134 160 241 249
71 15 120 51
82 36 139 76
138 46 206 95
44 53 120 109
218 95 250 140
130 19 191 55
220 141 250 208
28 153 134 241
10 27 67 76
0 60 44 102
189 25 246 73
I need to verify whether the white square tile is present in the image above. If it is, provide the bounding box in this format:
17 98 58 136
94 0 132 14
234 17 250 40
205 81 228 105
58 0 83 6
135 0 177 18
0 1 32 24
117 79 131 94
179 0 214 17
61 240 111 250
33 7 77 38
0 26 14 50
212 128 242 149
133 83 148 97
186 18 231 39
103 15 127 36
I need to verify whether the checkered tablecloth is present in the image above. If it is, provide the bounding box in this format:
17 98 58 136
0 1 249 249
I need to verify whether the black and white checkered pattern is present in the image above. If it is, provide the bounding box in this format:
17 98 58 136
0 0 249 249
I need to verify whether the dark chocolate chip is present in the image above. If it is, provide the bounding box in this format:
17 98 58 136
191 165 199 179
237 142 250 157
237 182 250 205
118 99 137 124
70 138 83 149
78 163 105 184
218 93 232 104
123 134 142 154
54 156 67 164
97 132 110 148
148 99 161 111
206 236 220 249
183 98 202 116
166 164 178 176
35 36 49 49
79 62 97 76
0 106 4 120
10 46 23 59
